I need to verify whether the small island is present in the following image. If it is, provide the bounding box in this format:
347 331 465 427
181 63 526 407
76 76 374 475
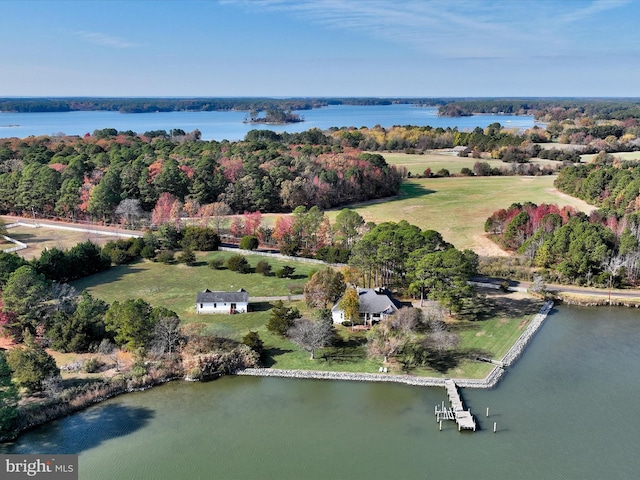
243 107 304 124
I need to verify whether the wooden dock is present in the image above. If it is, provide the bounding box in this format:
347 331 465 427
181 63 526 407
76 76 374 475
435 379 476 431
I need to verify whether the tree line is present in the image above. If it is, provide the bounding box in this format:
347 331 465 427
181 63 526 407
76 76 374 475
0 97 439 114
436 98 640 121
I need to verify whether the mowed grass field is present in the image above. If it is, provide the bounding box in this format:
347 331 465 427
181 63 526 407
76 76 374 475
380 151 560 176
334 174 595 253
72 251 319 324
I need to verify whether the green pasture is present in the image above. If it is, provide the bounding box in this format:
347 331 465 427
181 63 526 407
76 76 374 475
380 151 559 176
338 175 594 251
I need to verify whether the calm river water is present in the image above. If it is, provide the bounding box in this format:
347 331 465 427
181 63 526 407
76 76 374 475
2 304 640 479
0 104 536 141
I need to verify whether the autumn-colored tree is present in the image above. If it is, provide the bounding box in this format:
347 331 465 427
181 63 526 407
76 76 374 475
198 202 231 233
152 192 179 226
243 210 262 236
304 267 346 309
229 216 244 237
338 287 360 323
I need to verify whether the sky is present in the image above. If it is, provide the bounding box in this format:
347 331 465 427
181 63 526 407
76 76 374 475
0 0 638 97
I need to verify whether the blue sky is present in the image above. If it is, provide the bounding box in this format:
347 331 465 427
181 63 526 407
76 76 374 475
0 0 638 97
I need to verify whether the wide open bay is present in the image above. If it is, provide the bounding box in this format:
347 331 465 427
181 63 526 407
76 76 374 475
2 304 640 479
0 104 536 141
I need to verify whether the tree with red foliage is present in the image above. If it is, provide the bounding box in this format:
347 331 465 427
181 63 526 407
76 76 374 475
243 211 262 236
152 192 178 226
229 216 244 237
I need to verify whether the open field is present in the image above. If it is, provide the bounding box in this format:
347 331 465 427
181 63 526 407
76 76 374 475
2 225 123 260
71 251 319 324
380 151 560 176
581 151 640 163
334 175 595 253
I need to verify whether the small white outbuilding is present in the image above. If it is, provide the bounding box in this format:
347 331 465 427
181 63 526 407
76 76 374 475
196 288 249 314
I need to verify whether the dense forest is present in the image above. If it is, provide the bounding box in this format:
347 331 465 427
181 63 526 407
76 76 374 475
554 160 640 215
485 201 640 287
0 128 401 224
3 116 640 227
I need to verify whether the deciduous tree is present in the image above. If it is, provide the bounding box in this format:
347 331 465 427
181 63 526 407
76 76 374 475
288 318 332 359
304 267 346 309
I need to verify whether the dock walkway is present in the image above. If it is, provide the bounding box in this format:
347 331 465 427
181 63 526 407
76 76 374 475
437 379 476 431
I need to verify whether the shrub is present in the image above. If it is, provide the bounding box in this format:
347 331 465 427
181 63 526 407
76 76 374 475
276 265 296 278
255 260 272 276
208 258 225 270
240 235 259 250
156 250 175 264
110 248 135 265
226 254 251 273
140 245 156 259
177 247 197 265
181 226 220 251
83 357 102 373
242 331 264 356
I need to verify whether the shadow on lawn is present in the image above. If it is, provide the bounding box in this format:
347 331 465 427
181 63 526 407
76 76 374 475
398 181 435 198
249 301 273 312
475 293 543 321
262 347 294 367
320 347 367 364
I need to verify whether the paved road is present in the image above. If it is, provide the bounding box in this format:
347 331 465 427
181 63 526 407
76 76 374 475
472 276 640 300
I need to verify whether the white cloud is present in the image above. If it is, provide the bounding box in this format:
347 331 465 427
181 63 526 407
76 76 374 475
73 31 141 49
558 0 630 23
224 0 633 59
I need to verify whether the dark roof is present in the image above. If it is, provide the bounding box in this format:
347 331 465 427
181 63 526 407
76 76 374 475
196 289 249 303
332 287 402 315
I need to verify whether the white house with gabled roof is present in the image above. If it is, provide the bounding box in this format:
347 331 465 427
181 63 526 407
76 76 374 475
196 288 249 314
